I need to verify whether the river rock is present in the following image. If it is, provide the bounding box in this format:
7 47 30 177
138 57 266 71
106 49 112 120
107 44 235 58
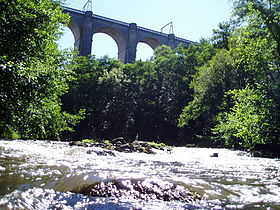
76 178 201 202
69 139 160 154
86 149 116 156
111 137 126 144
210 153 219 157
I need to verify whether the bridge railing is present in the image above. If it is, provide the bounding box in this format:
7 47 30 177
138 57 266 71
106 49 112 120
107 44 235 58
137 26 168 37
64 6 130 27
138 25 195 44
175 37 196 44
92 14 129 27
63 6 85 15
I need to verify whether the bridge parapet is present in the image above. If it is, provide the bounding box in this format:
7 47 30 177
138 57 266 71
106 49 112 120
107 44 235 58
176 37 196 44
137 26 168 37
63 6 85 15
92 14 129 27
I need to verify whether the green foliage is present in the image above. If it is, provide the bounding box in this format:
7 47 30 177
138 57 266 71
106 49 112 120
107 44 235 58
4 0 279 148
0 0 69 62
213 86 276 148
0 0 82 140
229 26 273 77
82 139 96 144
212 21 235 50
147 141 168 149
178 1 280 147
189 39 217 67
0 126 21 140
62 46 196 144
62 55 129 140
231 0 280 57
60 0 280 147
178 49 237 134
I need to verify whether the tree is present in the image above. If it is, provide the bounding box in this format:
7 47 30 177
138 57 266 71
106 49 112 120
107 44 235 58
179 0 280 146
137 45 196 143
213 86 277 148
232 0 280 57
62 55 132 140
0 0 82 139
178 49 239 137
211 21 235 50
0 0 68 62
63 46 197 144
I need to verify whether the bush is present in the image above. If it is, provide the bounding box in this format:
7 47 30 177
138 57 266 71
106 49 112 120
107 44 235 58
213 86 276 148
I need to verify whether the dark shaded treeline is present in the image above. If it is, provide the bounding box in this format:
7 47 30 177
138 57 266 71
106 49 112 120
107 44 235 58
1 0 280 149
61 46 198 145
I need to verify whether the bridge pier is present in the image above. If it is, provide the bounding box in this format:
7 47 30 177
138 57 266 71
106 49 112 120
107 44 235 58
127 23 137 63
168 34 176 49
79 11 94 56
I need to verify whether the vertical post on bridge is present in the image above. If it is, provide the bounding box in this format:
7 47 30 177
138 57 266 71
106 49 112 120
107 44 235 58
83 0 92 12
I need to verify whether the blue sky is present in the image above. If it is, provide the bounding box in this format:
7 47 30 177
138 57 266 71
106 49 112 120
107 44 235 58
59 0 232 60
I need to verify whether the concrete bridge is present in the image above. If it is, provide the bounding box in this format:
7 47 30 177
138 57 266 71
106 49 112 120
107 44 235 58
64 6 195 63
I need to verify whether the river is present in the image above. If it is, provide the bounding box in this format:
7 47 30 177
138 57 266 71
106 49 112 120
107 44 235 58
0 140 279 209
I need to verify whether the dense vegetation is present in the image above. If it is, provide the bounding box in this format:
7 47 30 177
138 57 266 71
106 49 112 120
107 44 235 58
0 0 83 140
62 46 196 144
1 0 280 149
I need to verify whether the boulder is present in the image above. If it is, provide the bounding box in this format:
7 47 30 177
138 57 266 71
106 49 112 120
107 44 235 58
76 178 201 202
111 137 126 144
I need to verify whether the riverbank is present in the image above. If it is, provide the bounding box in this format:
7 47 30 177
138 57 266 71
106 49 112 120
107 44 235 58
249 143 280 159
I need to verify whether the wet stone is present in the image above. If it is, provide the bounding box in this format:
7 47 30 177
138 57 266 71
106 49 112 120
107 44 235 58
86 149 116 156
76 179 201 202
69 140 161 154
111 137 126 144
210 153 219 157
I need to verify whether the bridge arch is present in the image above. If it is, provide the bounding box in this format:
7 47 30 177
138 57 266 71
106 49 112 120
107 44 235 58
91 33 118 59
139 37 161 50
68 18 81 50
93 27 127 63
136 42 154 61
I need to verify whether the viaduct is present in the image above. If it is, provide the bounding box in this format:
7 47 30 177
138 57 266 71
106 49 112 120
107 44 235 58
64 6 195 63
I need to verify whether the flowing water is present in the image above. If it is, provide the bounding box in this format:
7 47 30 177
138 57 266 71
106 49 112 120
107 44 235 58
0 140 279 209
